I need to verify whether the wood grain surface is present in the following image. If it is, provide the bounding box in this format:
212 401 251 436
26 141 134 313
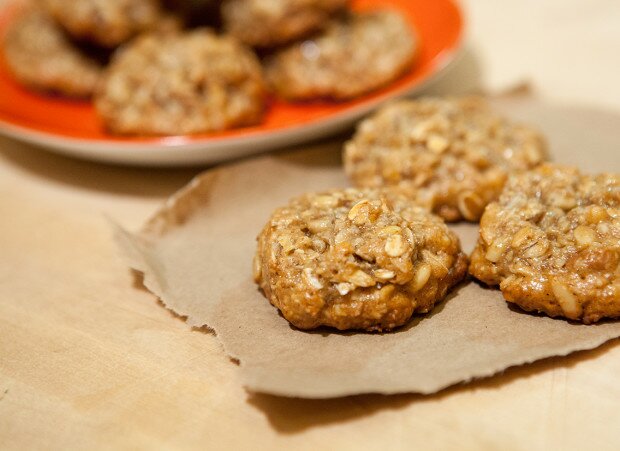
1 128 620 451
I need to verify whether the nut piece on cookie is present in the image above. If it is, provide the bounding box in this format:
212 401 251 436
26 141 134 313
254 188 468 331
222 0 349 48
264 10 417 100
42 0 162 48
95 30 266 135
3 8 103 98
469 164 620 323
344 97 548 222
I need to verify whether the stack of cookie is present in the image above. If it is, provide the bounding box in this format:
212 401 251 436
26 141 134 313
3 0 418 135
256 97 620 331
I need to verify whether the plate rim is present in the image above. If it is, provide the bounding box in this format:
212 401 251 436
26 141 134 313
0 0 465 165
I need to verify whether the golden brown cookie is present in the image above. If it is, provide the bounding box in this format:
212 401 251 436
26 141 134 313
221 0 348 48
470 164 620 323
42 0 162 47
254 188 468 331
2 8 103 98
264 10 417 100
95 30 266 135
344 97 547 222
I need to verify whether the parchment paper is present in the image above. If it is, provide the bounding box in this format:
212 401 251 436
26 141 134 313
115 97 620 398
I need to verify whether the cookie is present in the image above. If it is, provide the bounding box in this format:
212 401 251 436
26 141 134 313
222 0 348 48
264 10 417 100
470 164 620 323
3 8 103 98
254 188 468 331
344 97 547 222
42 0 162 47
95 30 266 135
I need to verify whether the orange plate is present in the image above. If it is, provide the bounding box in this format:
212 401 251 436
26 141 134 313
0 0 464 165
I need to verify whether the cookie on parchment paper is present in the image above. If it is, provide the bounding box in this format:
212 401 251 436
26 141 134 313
470 164 620 323
344 97 547 222
254 188 468 331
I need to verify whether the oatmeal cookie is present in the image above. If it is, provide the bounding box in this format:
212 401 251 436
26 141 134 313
254 188 468 331
264 10 417 100
2 8 103 98
470 164 620 323
344 97 547 222
222 0 348 48
95 30 266 135
42 0 162 47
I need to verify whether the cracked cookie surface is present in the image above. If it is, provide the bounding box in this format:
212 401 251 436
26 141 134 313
264 10 417 100
470 164 620 323
254 188 468 331
344 97 547 222
95 30 266 135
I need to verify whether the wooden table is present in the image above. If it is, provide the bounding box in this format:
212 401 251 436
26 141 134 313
1 1 620 449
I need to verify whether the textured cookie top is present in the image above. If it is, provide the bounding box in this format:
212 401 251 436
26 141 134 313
95 30 266 135
258 188 462 288
42 0 161 47
254 188 467 331
222 0 349 47
344 97 547 221
470 164 620 322
3 8 103 98
264 10 417 100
